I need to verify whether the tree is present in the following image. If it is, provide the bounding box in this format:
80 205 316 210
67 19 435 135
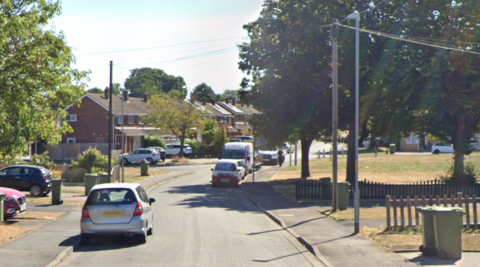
124 67 187 98
192 83 216 103
214 127 228 156
220 89 240 101
200 118 217 146
87 87 103 94
146 93 204 157
0 0 88 156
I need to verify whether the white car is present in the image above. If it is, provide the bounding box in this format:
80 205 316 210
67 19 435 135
281 143 293 153
258 149 279 165
432 143 454 154
80 183 156 245
164 144 193 157
118 148 161 164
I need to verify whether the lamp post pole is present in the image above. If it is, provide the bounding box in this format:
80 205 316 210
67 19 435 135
346 10 360 234
121 91 125 183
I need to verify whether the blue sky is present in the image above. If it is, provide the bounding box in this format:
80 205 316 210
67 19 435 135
52 0 264 94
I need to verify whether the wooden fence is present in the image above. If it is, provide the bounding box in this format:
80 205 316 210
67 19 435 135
57 164 120 183
386 192 478 230
295 179 480 200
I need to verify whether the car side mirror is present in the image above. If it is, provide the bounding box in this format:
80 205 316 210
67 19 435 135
211 168 214 171
149 198 156 205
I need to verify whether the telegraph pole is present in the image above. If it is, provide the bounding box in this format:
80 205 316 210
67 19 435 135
108 61 113 175
331 19 339 212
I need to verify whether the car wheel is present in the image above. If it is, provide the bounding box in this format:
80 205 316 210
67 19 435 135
137 232 147 244
81 234 91 246
146 158 153 164
30 184 42 197
123 158 129 165
147 225 153 236
433 150 440 154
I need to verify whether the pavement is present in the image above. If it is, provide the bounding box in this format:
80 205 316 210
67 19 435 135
1 157 480 266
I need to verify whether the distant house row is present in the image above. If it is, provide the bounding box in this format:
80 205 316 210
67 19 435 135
45 89 259 160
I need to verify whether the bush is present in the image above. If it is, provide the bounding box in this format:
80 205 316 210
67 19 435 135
186 139 207 158
70 147 108 173
144 136 166 148
440 161 478 185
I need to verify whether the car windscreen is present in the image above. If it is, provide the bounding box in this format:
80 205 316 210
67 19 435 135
222 150 245 159
215 163 236 171
86 189 137 205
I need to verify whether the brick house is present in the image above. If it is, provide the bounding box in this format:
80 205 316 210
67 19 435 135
194 99 237 138
218 99 259 136
48 90 159 159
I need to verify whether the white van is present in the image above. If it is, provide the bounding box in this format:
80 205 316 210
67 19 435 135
220 142 254 173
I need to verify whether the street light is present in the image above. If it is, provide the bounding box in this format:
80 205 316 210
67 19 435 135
345 10 360 234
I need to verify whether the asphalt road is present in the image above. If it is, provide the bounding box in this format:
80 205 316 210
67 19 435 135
57 166 316 267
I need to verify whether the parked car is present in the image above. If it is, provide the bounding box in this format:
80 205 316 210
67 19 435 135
211 159 246 187
237 136 254 142
281 143 293 154
432 143 454 154
80 183 156 245
258 149 279 165
147 147 166 162
0 187 26 219
0 165 52 197
164 144 193 157
118 148 161 164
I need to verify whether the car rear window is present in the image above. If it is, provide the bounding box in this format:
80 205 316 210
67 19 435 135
87 189 137 205
215 163 236 171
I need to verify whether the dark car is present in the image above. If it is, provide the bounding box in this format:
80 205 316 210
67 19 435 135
0 187 26 218
0 165 52 197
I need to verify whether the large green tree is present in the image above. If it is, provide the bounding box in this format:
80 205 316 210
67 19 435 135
0 0 88 156
124 67 187 98
191 83 216 103
146 93 204 157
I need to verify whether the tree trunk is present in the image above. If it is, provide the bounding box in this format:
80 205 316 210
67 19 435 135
300 137 313 179
453 112 465 183
346 120 356 185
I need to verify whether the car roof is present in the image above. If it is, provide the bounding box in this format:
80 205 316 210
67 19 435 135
2 165 43 169
217 159 241 164
90 183 140 191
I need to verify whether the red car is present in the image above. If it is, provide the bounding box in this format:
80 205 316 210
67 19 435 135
0 187 27 218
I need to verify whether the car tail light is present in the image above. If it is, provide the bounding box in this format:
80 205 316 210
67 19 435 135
82 204 90 218
133 202 144 216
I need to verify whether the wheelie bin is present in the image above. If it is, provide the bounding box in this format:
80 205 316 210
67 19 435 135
51 179 63 205
389 144 396 154
141 162 149 176
98 173 110 184
432 207 464 260
84 174 98 196
338 182 350 210
416 206 436 256
319 177 331 200
0 193 5 223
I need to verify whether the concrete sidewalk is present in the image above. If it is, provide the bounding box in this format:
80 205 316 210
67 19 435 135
241 166 480 267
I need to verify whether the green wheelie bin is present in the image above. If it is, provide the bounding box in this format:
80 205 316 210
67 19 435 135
432 207 464 260
51 179 64 205
416 206 436 256
141 162 149 176
84 174 98 196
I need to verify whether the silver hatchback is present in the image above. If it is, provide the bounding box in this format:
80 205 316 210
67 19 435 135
80 183 155 245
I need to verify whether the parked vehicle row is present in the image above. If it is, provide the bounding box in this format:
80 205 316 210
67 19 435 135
118 148 161 165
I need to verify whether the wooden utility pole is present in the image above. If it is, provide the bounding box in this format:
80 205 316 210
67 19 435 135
108 61 113 174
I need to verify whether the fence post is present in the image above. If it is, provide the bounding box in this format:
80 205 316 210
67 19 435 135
457 192 463 208
473 195 478 229
386 195 391 230
400 197 405 229
393 196 398 230
465 194 470 228
407 196 412 227
414 195 420 227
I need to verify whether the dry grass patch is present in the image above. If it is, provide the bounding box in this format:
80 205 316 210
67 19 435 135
16 211 66 220
319 207 386 221
27 198 85 206
123 168 169 183
0 224 31 246
170 156 190 163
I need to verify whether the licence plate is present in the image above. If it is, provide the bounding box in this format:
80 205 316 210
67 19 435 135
102 210 123 217
220 178 230 183
20 205 26 212
263 159 269 161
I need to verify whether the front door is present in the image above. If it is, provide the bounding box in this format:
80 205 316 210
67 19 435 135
133 136 141 150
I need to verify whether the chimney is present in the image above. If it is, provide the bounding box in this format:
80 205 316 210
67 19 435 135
203 98 206 105
232 99 236 105
104 87 109 99
241 101 244 107
123 90 129 101
143 94 148 102
226 98 229 104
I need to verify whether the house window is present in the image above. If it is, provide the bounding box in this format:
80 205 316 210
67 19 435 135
227 117 231 123
139 116 144 125
117 116 123 125
406 133 419 144
66 114 77 122
129 115 134 124
67 138 76 144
